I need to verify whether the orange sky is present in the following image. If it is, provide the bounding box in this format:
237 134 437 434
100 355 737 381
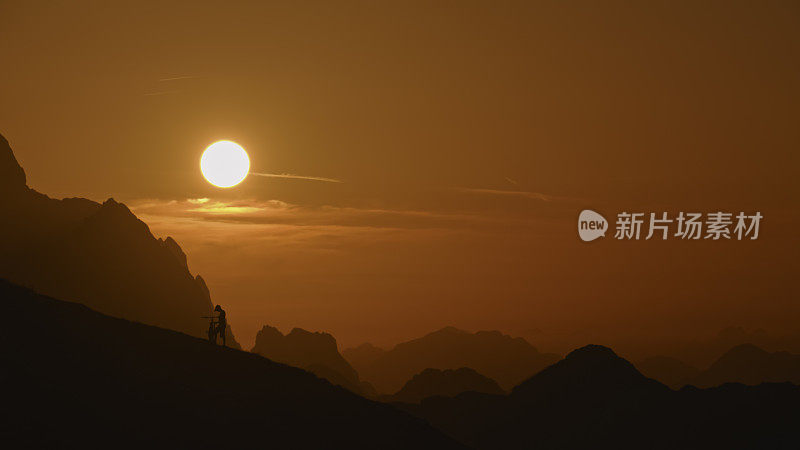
1 1 798 352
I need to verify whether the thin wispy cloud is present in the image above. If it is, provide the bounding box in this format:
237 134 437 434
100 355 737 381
250 172 343 183
144 75 200 96
128 198 543 232
158 75 200 82
454 187 553 202
189 203 262 215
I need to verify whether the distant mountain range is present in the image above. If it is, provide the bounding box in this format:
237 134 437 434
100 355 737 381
0 279 466 449
637 344 800 389
251 325 377 397
0 133 238 347
345 326 559 394
387 367 504 403
398 345 800 449
690 343 800 388
633 326 800 369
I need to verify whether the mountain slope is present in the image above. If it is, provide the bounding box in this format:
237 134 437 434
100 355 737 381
0 133 238 346
0 279 467 449
359 327 559 393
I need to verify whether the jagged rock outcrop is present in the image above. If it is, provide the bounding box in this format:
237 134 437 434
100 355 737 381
0 132 239 348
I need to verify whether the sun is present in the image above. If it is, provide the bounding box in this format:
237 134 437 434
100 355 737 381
200 141 250 188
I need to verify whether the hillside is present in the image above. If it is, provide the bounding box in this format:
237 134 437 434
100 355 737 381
356 327 559 393
0 279 466 449
0 133 238 346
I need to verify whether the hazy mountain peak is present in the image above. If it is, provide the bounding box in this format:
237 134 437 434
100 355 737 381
252 323 365 395
722 343 770 358
390 367 505 403
564 344 620 361
343 342 387 373
474 330 504 338
511 344 666 400
689 343 800 387
351 342 385 352
292 328 338 349
431 326 469 336
706 343 775 372
255 326 341 357
255 324 284 339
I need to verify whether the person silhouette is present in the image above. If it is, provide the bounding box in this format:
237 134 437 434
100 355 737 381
214 305 227 347
207 316 217 344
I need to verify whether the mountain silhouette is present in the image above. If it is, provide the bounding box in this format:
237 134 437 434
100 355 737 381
0 133 238 347
511 344 669 400
352 326 559 394
387 367 504 403
689 343 800 388
635 355 700 389
398 344 800 449
252 324 376 397
0 279 467 449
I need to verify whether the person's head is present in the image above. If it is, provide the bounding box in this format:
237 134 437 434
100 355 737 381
214 305 222 312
